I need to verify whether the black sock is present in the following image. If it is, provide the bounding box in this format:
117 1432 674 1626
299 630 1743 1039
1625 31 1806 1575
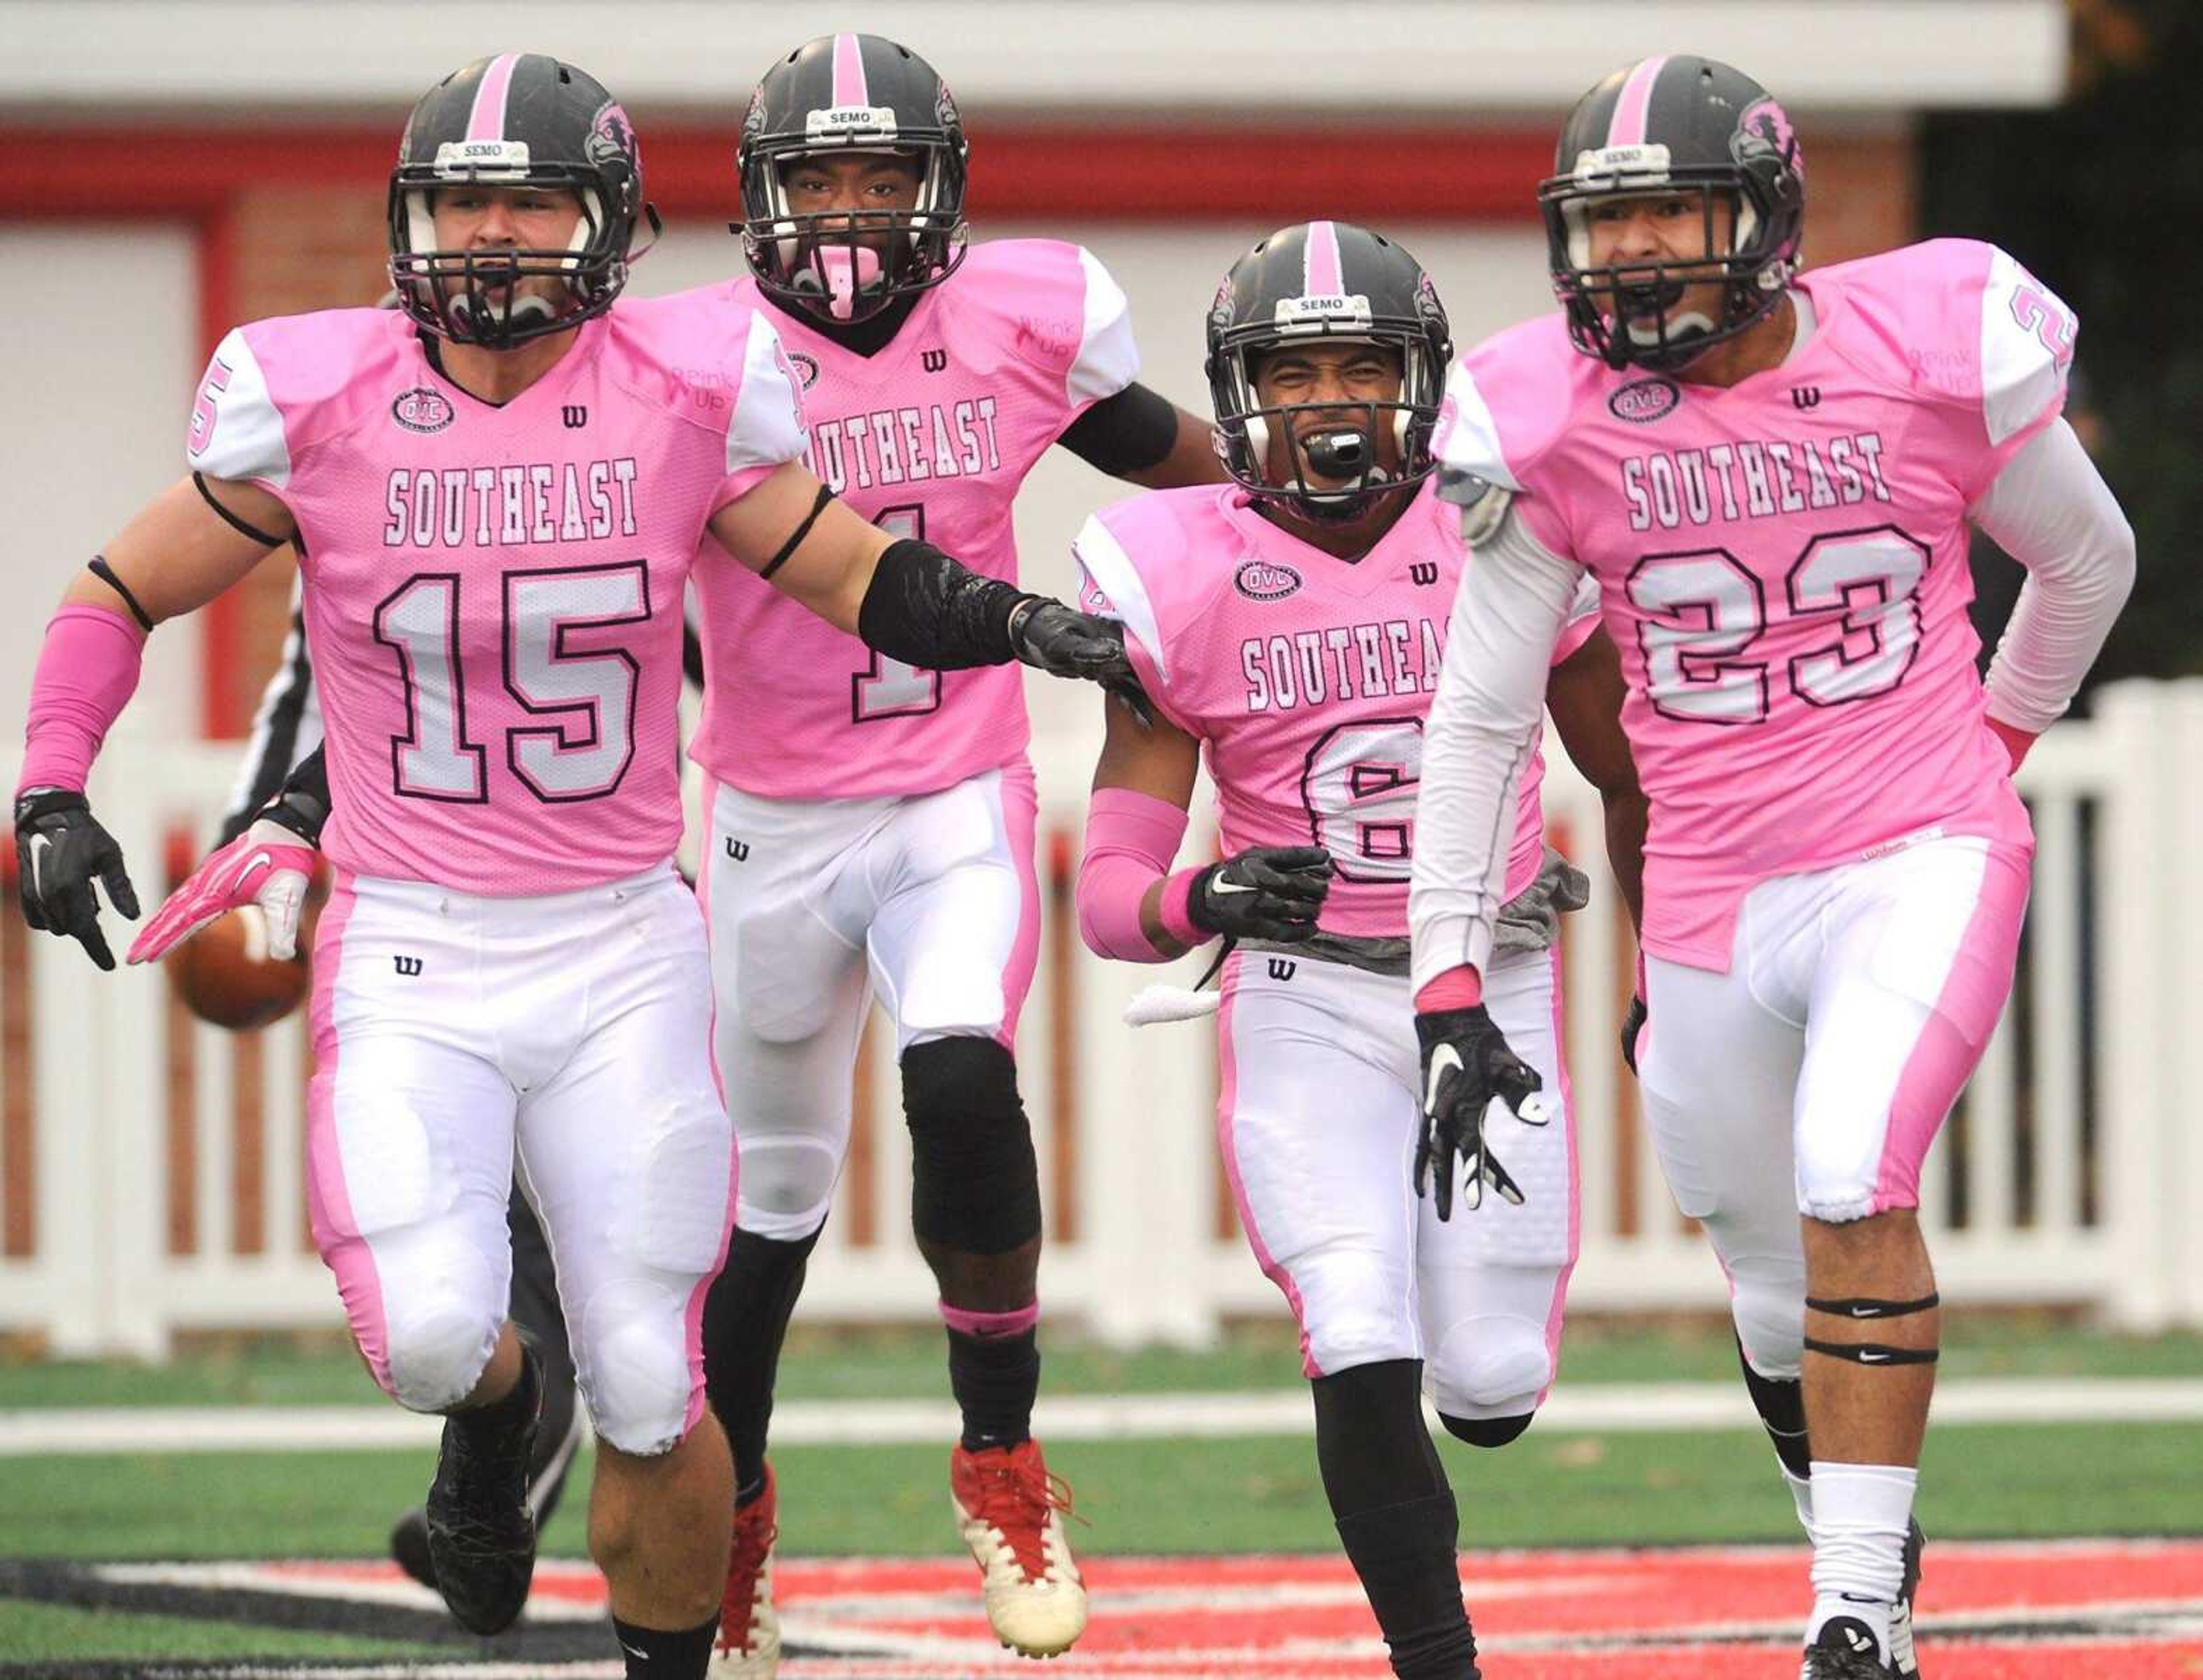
1311 1359 1449 1515
610 1611 718 1680
1736 1334 1812 1480
948 1324 1040 1452
452 1341 539 1444
1337 1492 1479 1679
702 1226 822 1499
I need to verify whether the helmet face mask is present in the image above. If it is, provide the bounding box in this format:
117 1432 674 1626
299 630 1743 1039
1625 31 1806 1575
1540 57 1804 372
1206 223 1452 524
388 55 651 350
738 36 970 324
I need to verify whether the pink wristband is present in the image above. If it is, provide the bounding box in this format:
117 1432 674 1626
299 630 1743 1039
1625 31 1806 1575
1415 966 1484 1012
17 604 147 795
1158 867 1203 948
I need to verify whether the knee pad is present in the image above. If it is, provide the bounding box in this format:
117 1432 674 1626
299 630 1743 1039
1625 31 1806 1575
1426 1315 1554 1422
1439 1410 1534 1449
577 1277 694 1457
1730 1273 1806 1382
733 1133 842 1238
901 1036 1040 1256
383 1294 504 1413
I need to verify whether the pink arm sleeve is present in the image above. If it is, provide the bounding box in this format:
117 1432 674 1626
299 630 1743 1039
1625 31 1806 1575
17 605 147 795
1076 785 1201 962
1414 968 1485 1012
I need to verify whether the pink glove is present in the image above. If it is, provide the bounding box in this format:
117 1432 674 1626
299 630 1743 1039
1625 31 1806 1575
127 821 317 965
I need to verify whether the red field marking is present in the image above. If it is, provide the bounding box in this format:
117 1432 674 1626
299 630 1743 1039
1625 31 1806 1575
202 1539 2203 1676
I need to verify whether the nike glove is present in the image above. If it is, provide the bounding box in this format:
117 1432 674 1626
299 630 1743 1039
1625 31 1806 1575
1414 1003 1548 1219
127 819 317 966
1185 845 1333 943
1010 601 1155 727
14 787 140 971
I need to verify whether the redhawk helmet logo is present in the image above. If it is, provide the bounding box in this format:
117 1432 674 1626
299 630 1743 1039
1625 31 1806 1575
587 100 636 168
1735 96 1803 181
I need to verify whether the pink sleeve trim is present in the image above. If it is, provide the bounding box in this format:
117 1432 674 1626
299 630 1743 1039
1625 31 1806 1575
1076 785 1190 962
17 604 147 795
1415 966 1484 1013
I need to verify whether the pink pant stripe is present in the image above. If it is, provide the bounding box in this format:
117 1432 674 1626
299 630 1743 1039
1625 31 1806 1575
683 816 737 1438
1606 55 1671 147
465 53 521 143
994 760 1043 1049
1872 844 2031 1213
1216 967 1318 1377
303 872 393 1395
1536 943 1581 1406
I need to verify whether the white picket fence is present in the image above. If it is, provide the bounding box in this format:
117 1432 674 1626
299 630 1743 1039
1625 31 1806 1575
5 678 2202 1358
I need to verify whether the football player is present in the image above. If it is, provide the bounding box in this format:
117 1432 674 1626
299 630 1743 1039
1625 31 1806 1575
690 35 1220 1671
17 54 1140 1680
1407 57 2134 1679
1072 222 1644 1680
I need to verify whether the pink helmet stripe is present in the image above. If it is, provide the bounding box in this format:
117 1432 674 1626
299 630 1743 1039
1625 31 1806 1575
1302 219 1344 297
464 52 521 143
831 33 871 108
1605 55 1671 147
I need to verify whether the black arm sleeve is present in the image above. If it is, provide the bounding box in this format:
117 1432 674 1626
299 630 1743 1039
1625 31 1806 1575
1056 381 1182 477
855 540 1030 671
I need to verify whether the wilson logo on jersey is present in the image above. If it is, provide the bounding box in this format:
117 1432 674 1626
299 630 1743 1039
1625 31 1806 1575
1234 561 1303 602
391 388 455 435
1608 376 1681 423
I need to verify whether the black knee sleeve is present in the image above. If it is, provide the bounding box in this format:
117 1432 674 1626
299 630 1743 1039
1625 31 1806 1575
1439 1410 1534 1450
1736 1333 1813 1479
702 1224 823 1495
1311 1358 1450 1520
901 1037 1041 1256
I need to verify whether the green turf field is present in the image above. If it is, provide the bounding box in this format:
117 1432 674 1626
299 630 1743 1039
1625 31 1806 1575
6 1315 2199 1409
5 1322 2200 1670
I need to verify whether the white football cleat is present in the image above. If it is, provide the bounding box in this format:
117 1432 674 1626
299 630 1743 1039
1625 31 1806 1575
710 1463 782 1678
949 1438 1088 1658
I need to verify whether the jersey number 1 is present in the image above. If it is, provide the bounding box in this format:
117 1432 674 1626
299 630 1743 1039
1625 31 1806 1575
851 503 943 722
375 563 649 803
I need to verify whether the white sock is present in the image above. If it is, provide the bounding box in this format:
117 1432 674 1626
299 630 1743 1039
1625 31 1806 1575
1783 1465 1816 1538
1804 1461 1917 1660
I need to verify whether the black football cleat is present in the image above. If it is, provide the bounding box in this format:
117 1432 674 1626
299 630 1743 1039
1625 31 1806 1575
423 1351 542 1636
1800 1616 1895 1679
1888 1517 1924 1677
391 1504 437 1591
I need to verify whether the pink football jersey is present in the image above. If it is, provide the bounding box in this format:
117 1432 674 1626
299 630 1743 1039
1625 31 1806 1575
1437 240 2068 969
688 240 1140 799
187 296 807 896
1074 483 1594 939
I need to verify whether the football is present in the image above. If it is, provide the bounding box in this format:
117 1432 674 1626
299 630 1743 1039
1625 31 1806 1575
165 906 310 1030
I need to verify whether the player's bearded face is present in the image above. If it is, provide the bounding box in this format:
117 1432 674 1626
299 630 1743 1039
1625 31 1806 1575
1251 341 1407 497
429 185 587 318
779 152 925 317
1585 190 1737 352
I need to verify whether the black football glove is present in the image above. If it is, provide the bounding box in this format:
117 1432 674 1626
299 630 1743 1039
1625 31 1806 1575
1010 600 1154 726
1620 993 1648 1076
14 787 141 971
1186 845 1333 943
1414 1004 1548 1220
